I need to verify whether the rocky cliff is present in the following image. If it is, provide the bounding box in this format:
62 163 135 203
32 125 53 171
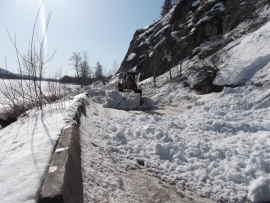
119 0 270 93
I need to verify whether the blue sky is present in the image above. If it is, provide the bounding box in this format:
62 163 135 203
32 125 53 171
0 0 164 77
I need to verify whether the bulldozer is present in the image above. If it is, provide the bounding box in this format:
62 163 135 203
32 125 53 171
118 72 142 96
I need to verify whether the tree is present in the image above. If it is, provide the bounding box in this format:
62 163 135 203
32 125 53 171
161 0 173 17
69 52 82 87
0 0 60 119
69 51 91 87
95 61 103 80
80 51 91 86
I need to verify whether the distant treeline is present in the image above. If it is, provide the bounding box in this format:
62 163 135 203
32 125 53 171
59 75 113 85
0 73 114 84
0 73 58 82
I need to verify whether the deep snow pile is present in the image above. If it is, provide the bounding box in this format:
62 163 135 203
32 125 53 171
104 90 140 110
0 94 85 203
83 80 141 110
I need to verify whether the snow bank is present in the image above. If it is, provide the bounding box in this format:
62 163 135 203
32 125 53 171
0 95 84 203
106 73 119 90
104 90 140 110
83 80 105 97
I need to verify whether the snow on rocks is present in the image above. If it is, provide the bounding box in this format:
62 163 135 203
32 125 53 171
126 53 136 62
214 21 270 86
192 0 201 7
210 2 225 13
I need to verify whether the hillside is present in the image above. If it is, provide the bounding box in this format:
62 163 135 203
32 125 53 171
119 0 270 94
0 67 18 79
0 67 57 81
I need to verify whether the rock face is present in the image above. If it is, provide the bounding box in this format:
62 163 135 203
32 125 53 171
119 0 270 93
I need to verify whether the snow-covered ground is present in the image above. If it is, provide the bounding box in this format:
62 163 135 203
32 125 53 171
80 21 270 202
77 81 270 202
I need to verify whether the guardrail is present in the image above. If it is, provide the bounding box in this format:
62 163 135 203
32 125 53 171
37 99 86 203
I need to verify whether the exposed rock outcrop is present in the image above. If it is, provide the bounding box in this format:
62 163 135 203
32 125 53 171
119 0 270 93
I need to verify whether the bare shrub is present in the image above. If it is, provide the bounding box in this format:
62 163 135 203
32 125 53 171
0 1 63 120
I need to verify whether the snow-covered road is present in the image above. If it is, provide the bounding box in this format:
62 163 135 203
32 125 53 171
78 74 270 203
80 99 214 203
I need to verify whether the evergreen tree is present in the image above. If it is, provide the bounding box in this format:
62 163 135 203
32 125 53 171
161 0 173 17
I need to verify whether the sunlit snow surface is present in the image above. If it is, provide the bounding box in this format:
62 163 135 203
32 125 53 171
0 94 85 203
214 21 270 85
103 22 270 202
84 84 270 202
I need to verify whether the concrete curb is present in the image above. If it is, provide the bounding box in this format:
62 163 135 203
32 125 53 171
37 99 86 203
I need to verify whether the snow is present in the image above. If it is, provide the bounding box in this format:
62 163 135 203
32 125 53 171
210 2 225 12
76 72 270 202
160 6 176 26
192 0 201 7
85 85 270 202
126 53 136 62
104 90 140 110
80 19 270 202
154 24 171 39
248 177 270 202
0 94 85 203
154 37 166 51
214 21 270 85
76 61 270 202
171 31 181 42
196 16 211 26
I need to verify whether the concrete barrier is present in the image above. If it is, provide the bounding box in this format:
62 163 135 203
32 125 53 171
37 99 86 203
